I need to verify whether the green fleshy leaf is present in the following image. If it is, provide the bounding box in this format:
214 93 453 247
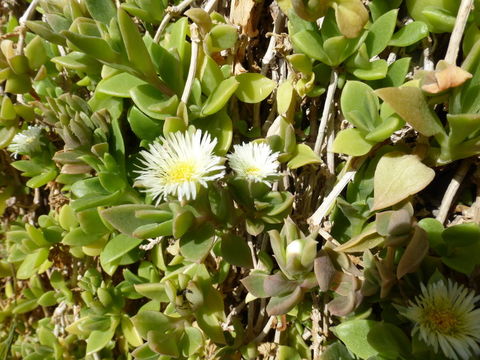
235 73 276 104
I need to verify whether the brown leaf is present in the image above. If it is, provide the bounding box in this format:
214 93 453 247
328 289 363 317
397 226 429 279
375 250 396 298
230 0 260 37
422 61 472 94
266 287 304 316
314 251 337 292
330 273 360 296
263 272 298 297
328 292 356 317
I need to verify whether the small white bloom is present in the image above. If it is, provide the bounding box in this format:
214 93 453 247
7 126 44 156
401 280 480 360
227 142 279 186
135 129 225 203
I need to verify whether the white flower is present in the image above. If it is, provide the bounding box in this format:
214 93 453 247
135 129 225 203
7 126 44 156
401 280 480 360
227 142 279 186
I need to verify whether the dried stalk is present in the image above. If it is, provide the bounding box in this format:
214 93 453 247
311 292 322 359
261 5 285 75
153 0 196 42
270 327 282 360
203 0 220 13
16 0 40 54
445 0 474 64
181 25 200 103
308 156 366 228
254 298 267 332
435 0 474 223
222 301 246 330
308 169 356 227
314 70 338 155
436 160 471 224
19 0 39 25
326 113 335 175
252 316 275 343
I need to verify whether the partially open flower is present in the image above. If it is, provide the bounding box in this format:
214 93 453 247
401 280 480 360
135 129 225 203
7 126 44 156
227 142 279 186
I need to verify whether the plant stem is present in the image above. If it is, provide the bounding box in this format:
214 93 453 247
222 301 246 330
436 159 471 224
247 300 256 338
311 292 322 359
252 316 274 343
308 156 366 228
254 298 267 332
153 0 196 42
181 24 200 104
445 0 473 64
16 0 40 55
204 0 220 13
434 0 474 224
248 234 258 268
308 169 356 228
270 327 281 360
261 5 285 75
253 103 261 130
19 0 40 25
314 69 338 155
326 113 335 175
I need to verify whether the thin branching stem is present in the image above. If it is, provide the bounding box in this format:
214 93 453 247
435 0 474 224
153 0 196 42
181 25 200 104
445 0 474 64
252 316 274 343
311 292 322 359
204 0 220 14
314 70 338 155
261 5 285 75
436 160 471 224
16 0 40 55
326 113 335 176
308 156 367 228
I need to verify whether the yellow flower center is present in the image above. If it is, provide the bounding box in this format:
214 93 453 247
245 166 261 175
166 162 196 183
423 308 459 335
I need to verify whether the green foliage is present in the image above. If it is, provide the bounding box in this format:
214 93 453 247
1 0 480 359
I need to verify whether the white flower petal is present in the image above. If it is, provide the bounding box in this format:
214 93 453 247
227 142 279 186
7 125 44 156
404 280 480 360
135 129 225 203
